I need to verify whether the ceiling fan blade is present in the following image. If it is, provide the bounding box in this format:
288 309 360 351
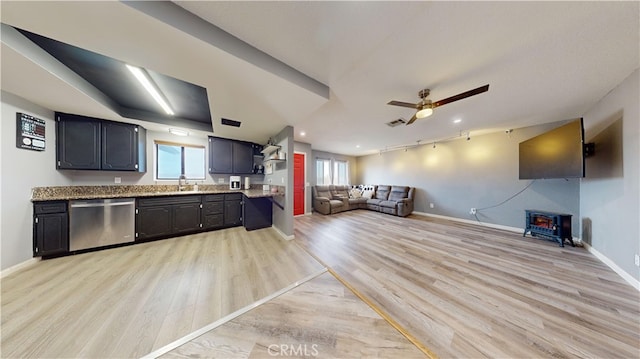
406 113 418 125
387 100 419 109
432 84 489 108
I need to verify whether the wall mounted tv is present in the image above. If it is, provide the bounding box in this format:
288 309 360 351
519 118 586 180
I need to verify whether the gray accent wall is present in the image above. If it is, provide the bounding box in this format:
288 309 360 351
581 69 639 283
356 121 581 236
264 126 294 237
1 91 70 270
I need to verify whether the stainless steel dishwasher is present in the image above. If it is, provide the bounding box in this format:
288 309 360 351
69 198 135 251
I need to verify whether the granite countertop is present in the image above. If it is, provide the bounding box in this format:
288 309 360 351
31 185 283 202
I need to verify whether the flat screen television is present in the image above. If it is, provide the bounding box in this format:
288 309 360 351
519 118 585 180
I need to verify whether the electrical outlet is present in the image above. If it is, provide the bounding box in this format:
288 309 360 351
114 177 121 184
635 254 639 267
218 178 224 184
470 208 477 215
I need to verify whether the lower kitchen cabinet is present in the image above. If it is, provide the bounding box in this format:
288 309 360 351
33 201 69 257
136 195 201 240
243 196 273 231
202 194 224 230
224 193 243 226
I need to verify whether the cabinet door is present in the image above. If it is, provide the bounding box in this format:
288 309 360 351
243 196 273 231
56 114 101 170
136 206 172 240
102 122 139 171
34 213 68 256
224 199 243 226
209 137 233 174
233 141 254 174
173 203 202 234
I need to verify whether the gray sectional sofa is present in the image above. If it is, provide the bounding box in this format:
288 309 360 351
312 184 415 217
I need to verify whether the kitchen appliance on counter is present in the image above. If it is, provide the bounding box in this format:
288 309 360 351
230 176 241 189
69 198 135 251
244 177 250 189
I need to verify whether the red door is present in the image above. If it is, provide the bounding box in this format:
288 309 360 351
293 153 305 216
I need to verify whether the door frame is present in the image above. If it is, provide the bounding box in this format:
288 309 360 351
293 151 308 216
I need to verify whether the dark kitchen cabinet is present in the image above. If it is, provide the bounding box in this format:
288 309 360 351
56 114 101 170
208 137 233 173
208 136 257 175
202 194 224 230
224 193 243 227
243 196 272 231
136 195 201 240
233 141 254 174
33 201 68 257
56 112 146 172
102 121 146 171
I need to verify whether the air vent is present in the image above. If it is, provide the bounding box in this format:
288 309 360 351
221 118 241 127
386 118 406 127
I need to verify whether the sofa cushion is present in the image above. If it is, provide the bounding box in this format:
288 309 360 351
375 185 391 200
389 186 410 201
315 185 331 199
329 199 346 207
367 198 384 206
379 200 399 208
331 185 350 198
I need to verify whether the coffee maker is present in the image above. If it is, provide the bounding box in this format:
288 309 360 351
230 176 241 189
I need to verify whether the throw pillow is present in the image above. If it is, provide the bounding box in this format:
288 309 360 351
349 188 362 199
361 189 374 199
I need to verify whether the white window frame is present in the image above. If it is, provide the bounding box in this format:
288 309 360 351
155 140 206 181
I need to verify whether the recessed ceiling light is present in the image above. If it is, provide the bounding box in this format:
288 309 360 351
453 119 462 124
169 128 189 136
356 145 361 148
300 131 306 136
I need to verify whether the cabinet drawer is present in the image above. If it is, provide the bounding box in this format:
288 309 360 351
138 195 201 207
203 201 224 215
203 194 224 202
34 201 67 214
203 214 224 229
224 193 243 201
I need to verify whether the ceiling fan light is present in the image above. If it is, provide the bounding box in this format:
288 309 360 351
416 107 433 119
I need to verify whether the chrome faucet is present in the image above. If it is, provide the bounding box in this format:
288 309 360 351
178 174 187 191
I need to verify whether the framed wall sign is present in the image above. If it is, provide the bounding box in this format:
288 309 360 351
16 112 46 151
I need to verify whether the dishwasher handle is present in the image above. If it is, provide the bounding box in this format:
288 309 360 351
71 200 135 208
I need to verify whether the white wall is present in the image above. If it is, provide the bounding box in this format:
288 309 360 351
1 91 70 270
356 122 581 235
581 69 639 283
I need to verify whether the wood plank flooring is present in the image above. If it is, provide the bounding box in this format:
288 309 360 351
294 211 640 358
161 272 425 359
1 227 324 358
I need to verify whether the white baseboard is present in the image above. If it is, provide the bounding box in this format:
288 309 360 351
413 211 524 234
582 242 640 291
413 211 638 291
1 257 40 279
272 225 294 241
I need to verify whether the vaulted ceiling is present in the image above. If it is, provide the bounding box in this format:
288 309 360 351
2 1 638 156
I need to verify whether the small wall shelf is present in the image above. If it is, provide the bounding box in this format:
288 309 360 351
261 145 281 155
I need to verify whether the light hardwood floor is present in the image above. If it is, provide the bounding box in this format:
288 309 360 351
1 227 324 358
294 211 640 358
161 272 425 359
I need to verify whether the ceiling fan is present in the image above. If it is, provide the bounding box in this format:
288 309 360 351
387 84 489 125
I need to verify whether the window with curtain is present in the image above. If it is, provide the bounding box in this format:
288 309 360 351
156 141 205 180
316 158 350 185
333 160 349 185
316 158 332 185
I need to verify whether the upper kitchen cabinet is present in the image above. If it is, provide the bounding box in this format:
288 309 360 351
56 112 146 172
208 136 256 175
56 113 101 170
102 121 146 171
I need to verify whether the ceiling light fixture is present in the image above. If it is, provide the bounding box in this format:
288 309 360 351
300 131 306 136
169 128 189 136
454 119 462 124
415 101 433 119
126 64 175 116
